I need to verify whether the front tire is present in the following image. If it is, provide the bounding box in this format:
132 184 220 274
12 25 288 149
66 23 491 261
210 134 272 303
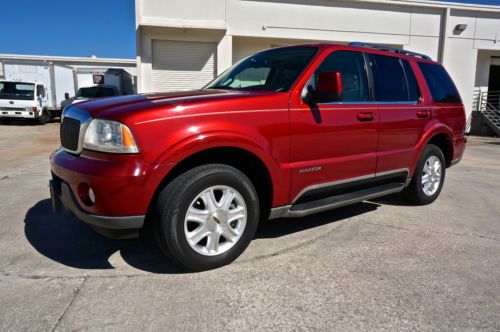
37 109 50 125
403 144 446 205
154 164 259 271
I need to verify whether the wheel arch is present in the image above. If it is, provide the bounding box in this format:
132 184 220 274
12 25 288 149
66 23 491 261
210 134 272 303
427 132 454 167
147 146 275 223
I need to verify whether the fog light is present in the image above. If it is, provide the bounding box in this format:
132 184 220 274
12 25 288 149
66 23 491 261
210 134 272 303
88 188 95 204
77 183 95 207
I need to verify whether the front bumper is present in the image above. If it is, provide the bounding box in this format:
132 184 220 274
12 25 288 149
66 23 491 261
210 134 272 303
50 148 176 239
0 110 37 119
50 178 144 239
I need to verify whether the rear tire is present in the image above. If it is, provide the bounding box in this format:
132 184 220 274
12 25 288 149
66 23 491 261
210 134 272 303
154 164 260 271
403 144 446 205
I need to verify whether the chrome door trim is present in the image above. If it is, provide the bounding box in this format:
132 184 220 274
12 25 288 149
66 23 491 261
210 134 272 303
291 168 409 204
269 184 405 220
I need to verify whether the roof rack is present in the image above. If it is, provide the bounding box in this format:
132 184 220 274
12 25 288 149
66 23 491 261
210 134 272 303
348 42 432 60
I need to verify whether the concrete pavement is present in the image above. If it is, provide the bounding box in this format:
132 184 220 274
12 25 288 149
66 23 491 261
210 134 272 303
0 120 499 331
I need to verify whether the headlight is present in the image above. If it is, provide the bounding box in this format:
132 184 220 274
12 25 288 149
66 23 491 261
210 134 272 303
83 119 139 153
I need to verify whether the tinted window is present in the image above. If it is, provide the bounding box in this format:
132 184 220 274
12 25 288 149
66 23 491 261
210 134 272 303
418 63 461 103
77 87 116 98
228 67 271 88
402 60 420 101
207 46 318 92
370 54 417 102
0 82 35 100
36 85 45 97
316 51 369 102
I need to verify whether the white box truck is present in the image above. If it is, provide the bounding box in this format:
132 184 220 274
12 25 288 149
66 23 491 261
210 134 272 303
0 60 76 124
60 68 134 109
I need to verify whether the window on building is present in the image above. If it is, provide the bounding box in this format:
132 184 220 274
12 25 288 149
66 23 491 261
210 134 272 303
315 51 369 102
418 62 461 103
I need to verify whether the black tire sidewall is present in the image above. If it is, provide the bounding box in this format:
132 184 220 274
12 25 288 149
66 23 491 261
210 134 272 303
411 144 446 204
158 165 259 271
38 109 50 125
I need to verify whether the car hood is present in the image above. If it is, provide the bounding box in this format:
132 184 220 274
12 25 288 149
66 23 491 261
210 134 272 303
69 89 283 123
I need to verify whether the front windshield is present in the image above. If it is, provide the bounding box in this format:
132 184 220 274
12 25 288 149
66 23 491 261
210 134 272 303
206 46 318 92
0 82 35 100
77 87 116 98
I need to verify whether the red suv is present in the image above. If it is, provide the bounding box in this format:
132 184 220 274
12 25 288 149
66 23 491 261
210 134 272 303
50 43 466 271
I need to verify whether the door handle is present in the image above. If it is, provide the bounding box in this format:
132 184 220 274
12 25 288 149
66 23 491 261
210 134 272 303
357 112 374 122
416 110 430 118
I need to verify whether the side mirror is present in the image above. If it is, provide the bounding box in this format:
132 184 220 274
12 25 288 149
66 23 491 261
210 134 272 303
316 71 343 103
65 93 70 100
303 71 343 104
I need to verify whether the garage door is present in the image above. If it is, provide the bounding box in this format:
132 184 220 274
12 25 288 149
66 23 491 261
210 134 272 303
151 40 216 92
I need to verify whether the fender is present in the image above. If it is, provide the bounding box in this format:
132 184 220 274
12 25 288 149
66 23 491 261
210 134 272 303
154 129 290 207
410 122 454 176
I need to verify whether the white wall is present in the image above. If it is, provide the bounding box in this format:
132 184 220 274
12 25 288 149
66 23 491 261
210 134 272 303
137 0 500 119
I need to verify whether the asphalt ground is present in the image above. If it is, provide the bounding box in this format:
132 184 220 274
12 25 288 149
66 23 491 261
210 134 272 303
0 119 499 331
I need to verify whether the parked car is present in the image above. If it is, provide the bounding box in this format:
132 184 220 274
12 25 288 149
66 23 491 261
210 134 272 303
60 85 118 110
0 81 51 124
50 43 467 271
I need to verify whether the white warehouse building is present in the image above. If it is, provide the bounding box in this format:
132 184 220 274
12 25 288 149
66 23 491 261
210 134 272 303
135 0 500 127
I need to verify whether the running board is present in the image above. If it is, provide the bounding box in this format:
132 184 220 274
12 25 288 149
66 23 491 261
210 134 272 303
269 182 405 219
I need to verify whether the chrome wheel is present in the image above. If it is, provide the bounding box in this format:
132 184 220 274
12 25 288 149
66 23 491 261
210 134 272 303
421 155 442 196
184 185 247 256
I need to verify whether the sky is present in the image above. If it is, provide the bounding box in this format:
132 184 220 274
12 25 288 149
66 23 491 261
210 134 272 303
0 0 136 59
0 0 498 59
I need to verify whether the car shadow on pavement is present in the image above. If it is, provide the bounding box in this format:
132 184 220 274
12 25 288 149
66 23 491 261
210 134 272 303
0 118 60 126
370 193 415 206
24 199 183 274
255 201 380 239
25 199 381 274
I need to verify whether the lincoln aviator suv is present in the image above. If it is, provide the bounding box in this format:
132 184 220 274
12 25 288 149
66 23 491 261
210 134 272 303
50 43 466 271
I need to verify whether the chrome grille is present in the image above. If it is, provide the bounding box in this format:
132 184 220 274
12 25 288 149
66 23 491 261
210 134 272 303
60 117 81 152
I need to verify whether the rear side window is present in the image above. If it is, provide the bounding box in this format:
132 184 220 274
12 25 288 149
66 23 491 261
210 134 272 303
369 54 419 102
316 51 369 102
418 63 461 103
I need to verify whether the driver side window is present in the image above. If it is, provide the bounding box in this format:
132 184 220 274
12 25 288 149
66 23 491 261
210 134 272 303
315 51 369 102
36 85 45 97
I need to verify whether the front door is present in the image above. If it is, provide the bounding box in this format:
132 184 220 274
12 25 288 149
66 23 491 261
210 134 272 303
289 50 379 202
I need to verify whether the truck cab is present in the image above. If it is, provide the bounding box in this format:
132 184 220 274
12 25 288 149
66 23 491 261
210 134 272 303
0 80 50 124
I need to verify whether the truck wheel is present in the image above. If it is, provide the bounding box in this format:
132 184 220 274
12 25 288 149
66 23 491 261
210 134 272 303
154 164 259 271
37 110 51 125
403 144 446 205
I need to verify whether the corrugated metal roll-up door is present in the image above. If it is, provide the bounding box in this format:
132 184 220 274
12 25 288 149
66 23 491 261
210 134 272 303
151 40 216 92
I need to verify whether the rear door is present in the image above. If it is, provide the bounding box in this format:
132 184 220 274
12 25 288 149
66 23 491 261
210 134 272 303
289 50 379 202
368 53 427 175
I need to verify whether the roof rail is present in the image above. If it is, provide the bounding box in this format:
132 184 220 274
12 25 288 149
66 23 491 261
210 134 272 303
348 42 432 60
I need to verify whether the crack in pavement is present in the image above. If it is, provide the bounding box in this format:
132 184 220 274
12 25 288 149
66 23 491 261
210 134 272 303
364 221 500 243
50 276 87 332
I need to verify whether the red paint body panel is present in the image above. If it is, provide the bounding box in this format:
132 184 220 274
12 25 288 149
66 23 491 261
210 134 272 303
50 43 466 218
50 149 174 216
